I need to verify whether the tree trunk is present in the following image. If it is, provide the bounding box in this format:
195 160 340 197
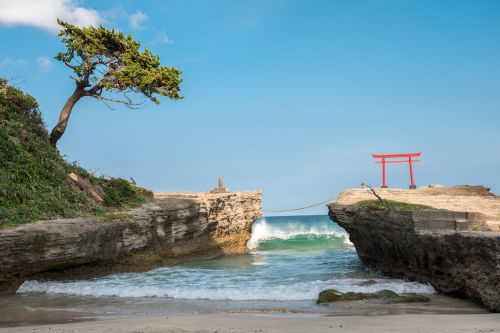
49 87 85 146
67 172 105 202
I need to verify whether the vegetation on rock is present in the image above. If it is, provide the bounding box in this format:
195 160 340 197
0 79 152 227
358 199 431 211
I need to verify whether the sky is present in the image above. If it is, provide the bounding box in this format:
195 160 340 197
0 0 499 215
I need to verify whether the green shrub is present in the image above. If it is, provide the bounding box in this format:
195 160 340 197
0 79 151 227
101 178 152 208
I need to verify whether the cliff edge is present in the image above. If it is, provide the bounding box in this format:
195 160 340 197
0 191 262 294
328 186 500 312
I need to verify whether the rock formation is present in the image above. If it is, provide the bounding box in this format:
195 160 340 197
328 186 500 312
0 191 262 295
210 177 229 193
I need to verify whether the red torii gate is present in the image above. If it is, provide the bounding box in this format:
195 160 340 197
371 152 421 189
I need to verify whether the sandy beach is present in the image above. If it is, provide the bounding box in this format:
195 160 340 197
2 312 500 333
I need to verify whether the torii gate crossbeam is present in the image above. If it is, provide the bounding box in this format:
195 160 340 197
371 152 421 189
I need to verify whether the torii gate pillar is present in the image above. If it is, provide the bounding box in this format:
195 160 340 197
372 152 421 189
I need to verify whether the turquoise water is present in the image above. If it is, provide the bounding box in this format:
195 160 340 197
18 215 434 301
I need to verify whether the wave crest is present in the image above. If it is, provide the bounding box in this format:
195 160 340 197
246 219 352 250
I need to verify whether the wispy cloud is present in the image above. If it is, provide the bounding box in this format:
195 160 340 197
152 31 174 45
128 10 147 30
0 0 103 33
37 56 53 72
0 57 26 68
127 10 174 45
102 4 127 21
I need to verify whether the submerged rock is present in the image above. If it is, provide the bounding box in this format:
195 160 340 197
389 293 430 303
357 279 377 286
317 289 428 304
317 289 343 303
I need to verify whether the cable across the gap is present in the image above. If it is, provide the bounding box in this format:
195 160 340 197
262 197 338 213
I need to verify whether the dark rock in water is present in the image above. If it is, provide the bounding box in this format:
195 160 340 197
357 279 377 286
389 293 430 303
317 289 343 303
317 289 428 304
374 290 398 298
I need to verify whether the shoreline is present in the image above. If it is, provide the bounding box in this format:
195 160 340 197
0 292 489 329
1 312 499 333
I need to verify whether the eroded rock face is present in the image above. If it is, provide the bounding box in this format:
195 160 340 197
329 202 500 312
0 191 262 294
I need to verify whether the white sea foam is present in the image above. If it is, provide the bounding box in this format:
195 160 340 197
246 219 352 249
18 277 434 300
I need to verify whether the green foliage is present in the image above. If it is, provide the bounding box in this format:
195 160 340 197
0 79 152 227
358 199 431 211
55 19 183 104
0 79 96 227
66 161 153 208
100 178 152 208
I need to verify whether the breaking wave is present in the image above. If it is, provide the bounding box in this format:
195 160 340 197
246 218 352 250
19 276 434 300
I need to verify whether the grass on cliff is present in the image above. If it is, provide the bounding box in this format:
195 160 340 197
359 199 431 211
0 79 152 228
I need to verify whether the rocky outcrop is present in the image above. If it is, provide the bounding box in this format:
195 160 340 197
328 186 500 312
0 191 262 295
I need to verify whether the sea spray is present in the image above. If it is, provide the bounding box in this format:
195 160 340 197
246 217 353 250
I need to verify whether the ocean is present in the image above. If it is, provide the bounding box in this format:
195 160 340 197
17 215 434 304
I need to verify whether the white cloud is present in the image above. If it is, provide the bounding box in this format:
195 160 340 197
103 4 127 21
128 10 147 30
0 0 103 33
153 31 174 45
37 56 53 72
0 57 26 68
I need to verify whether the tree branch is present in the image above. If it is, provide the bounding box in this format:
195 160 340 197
361 182 390 209
63 61 77 70
99 98 116 110
93 94 143 108
84 85 101 96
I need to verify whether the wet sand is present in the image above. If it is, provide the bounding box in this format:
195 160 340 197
1 312 500 333
0 292 495 331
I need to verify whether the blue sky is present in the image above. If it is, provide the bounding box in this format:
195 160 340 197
1 0 499 215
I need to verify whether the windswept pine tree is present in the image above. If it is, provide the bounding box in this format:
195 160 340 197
50 19 183 146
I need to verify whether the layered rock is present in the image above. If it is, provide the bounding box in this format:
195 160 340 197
328 186 500 312
0 191 262 294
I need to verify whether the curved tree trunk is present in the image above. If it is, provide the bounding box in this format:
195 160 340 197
49 87 85 146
